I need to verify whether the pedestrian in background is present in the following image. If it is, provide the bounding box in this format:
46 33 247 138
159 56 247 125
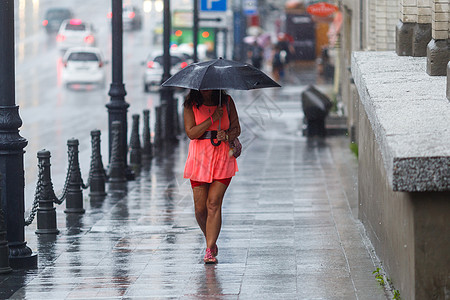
183 89 240 264
248 41 264 69
271 44 284 82
277 33 295 74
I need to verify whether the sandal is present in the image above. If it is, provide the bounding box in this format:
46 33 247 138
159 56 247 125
204 248 218 264
212 244 218 257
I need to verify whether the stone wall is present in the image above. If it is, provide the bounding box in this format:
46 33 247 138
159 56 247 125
352 51 450 300
340 0 401 143
367 0 399 50
427 0 450 75
359 102 450 299
396 0 432 56
337 1 450 296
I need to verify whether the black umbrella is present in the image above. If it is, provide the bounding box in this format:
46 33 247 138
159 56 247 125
161 57 281 90
162 57 281 146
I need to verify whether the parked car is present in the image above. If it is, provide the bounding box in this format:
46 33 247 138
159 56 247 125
107 5 142 31
61 47 106 88
56 19 96 52
143 50 192 92
42 7 74 33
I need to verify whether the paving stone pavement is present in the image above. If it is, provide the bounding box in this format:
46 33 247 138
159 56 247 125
0 87 388 299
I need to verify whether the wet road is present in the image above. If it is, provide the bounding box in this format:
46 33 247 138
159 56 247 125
13 0 166 210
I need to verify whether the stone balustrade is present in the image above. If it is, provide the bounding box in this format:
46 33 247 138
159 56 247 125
427 0 450 75
352 50 450 300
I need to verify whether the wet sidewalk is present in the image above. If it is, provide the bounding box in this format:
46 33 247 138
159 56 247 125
1 87 388 299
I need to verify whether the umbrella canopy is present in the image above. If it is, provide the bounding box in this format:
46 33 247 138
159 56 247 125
161 58 281 91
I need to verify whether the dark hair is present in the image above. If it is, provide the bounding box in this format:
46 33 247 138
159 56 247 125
183 89 228 108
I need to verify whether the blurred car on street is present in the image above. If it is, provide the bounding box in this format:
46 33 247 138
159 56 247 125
142 50 192 92
176 43 208 61
56 19 96 52
42 7 74 33
107 5 143 31
123 5 143 30
61 47 106 88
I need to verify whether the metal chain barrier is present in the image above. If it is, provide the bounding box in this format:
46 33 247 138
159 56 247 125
24 160 47 226
82 137 98 189
54 146 75 205
24 130 108 226
24 143 83 225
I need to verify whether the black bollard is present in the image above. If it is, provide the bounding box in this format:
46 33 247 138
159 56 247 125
173 97 180 136
0 176 12 274
35 150 59 234
153 106 162 148
108 121 127 184
64 139 85 214
129 114 142 169
89 130 107 197
142 109 153 160
160 104 168 143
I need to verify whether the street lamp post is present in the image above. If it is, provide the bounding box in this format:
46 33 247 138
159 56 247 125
233 0 247 61
106 0 132 177
159 0 177 142
239 0 247 62
193 0 199 62
0 0 37 268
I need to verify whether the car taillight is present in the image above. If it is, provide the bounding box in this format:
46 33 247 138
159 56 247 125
42 20 48 26
56 34 65 42
99 62 104 67
84 35 95 44
147 61 154 68
180 62 188 69
128 12 135 19
107 12 113 19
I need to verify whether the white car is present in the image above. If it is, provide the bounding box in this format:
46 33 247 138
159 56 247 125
62 47 106 88
143 50 192 92
107 5 143 31
56 19 96 52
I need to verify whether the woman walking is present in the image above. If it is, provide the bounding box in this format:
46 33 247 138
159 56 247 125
183 89 240 264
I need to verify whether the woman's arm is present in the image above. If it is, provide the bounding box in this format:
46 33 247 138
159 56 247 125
226 97 241 141
184 106 223 140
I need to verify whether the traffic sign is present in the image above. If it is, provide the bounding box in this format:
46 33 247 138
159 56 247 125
243 0 257 15
199 11 230 28
201 0 227 12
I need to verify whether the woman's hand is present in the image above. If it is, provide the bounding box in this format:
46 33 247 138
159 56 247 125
217 130 228 141
211 106 223 122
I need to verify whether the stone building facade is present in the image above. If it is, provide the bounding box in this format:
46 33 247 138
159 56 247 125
336 0 450 299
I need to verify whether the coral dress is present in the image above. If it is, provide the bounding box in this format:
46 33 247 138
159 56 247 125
184 103 238 183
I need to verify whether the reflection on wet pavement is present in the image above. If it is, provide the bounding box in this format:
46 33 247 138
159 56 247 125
0 86 387 299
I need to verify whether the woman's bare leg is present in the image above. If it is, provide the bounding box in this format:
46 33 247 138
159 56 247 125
205 181 228 249
193 184 209 237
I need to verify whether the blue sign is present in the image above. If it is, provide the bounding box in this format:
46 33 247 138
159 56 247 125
201 0 227 11
243 0 257 15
